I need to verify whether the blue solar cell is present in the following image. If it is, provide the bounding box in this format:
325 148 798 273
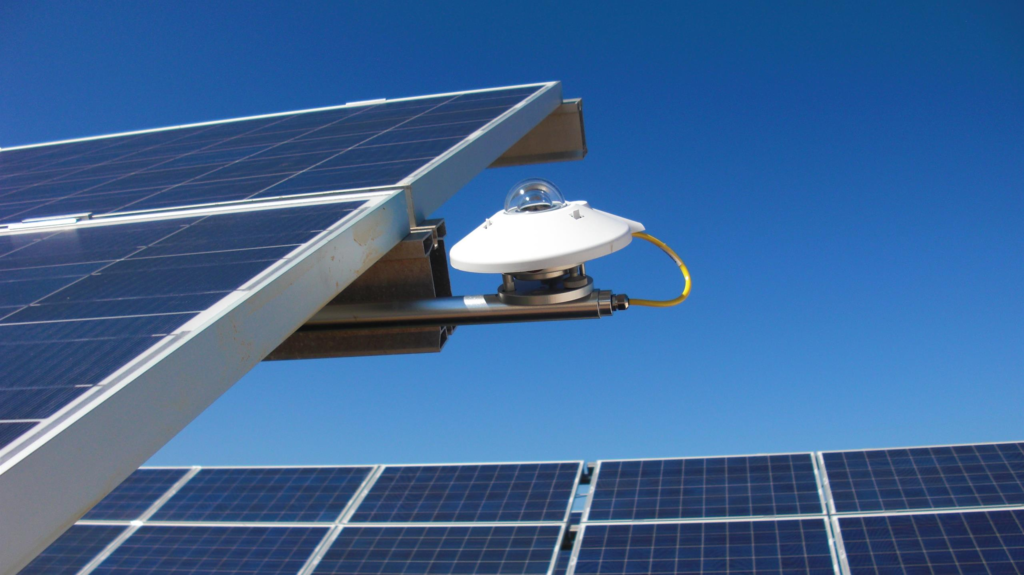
350 462 581 523
571 512 583 526
0 421 35 449
588 455 823 521
151 466 374 522
0 86 544 223
574 519 835 575
313 525 562 575
83 468 189 520
17 524 125 575
822 442 1024 513
91 525 328 575
837 509 1024 575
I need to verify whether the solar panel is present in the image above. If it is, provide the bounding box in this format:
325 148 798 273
311 525 563 575
90 525 329 575
587 455 823 521
17 524 125 575
821 442 1024 513
83 468 190 521
571 519 837 575
2 82 563 575
151 466 374 522
0 199 366 422
834 508 1024 574
350 462 582 523
0 86 542 224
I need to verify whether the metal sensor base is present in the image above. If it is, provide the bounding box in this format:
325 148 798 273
497 266 595 306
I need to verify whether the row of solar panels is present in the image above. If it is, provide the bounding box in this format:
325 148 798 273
29 508 1024 575
22 441 1024 574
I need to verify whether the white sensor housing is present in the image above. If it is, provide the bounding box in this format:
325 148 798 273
450 179 644 274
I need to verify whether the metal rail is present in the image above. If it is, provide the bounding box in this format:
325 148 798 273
305 291 629 328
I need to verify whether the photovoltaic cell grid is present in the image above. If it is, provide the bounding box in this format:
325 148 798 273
83 468 189 520
588 455 823 521
0 199 365 425
350 462 581 523
312 525 563 575
572 519 836 575
0 86 543 224
17 525 125 575
151 466 374 522
836 509 1024 574
822 442 1024 513
90 525 329 575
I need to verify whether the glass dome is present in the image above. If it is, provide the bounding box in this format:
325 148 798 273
503 178 566 214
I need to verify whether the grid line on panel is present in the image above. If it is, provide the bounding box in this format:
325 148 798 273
137 467 201 521
587 455 824 522
833 508 1024 575
297 525 346 575
349 462 581 524
570 518 837 575
311 524 564 575
821 442 1024 514
81 468 192 521
75 524 143 575
338 466 384 524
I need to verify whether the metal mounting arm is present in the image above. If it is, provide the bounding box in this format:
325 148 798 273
306 290 629 329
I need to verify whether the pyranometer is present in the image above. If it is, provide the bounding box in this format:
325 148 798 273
451 179 660 306
451 179 645 274
306 178 690 332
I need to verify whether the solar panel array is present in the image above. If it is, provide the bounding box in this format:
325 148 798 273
21 442 1024 574
566 442 1024 574
26 461 582 575
0 83 554 531
820 442 1024 574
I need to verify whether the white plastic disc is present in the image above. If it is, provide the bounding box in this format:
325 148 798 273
450 200 645 274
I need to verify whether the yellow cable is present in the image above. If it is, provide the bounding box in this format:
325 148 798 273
629 231 691 307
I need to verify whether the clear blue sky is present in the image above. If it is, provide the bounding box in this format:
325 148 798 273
2 2 1020 466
